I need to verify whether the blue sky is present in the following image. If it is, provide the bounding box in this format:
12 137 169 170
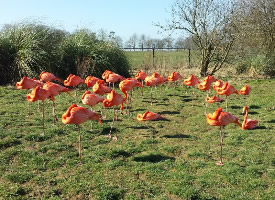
0 0 178 41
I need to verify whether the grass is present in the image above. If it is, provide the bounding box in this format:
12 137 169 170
0 77 275 199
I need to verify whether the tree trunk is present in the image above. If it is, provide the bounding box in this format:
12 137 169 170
200 45 212 77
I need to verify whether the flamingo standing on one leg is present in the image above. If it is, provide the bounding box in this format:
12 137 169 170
62 104 102 164
184 74 200 107
85 76 100 88
144 75 158 105
102 90 124 140
241 106 258 130
216 82 238 112
26 86 52 135
81 91 104 131
167 72 183 89
64 74 85 102
239 84 251 106
42 81 72 124
106 73 125 89
206 107 241 165
135 70 148 96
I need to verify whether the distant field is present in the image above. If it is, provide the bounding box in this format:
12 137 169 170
0 78 274 199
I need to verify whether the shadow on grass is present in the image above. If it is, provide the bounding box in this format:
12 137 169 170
102 119 122 123
156 103 169 106
160 111 180 115
132 108 146 112
250 105 261 109
162 134 191 139
249 111 259 115
231 105 242 109
126 126 150 130
267 119 275 123
256 125 267 130
133 153 175 163
100 127 118 135
183 98 193 102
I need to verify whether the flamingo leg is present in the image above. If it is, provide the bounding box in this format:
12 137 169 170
42 100 45 135
90 107 93 132
216 126 224 166
192 86 195 107
141 80 144 96
77 124 82 164
112 82 114 90
150 87 153 105
52 100 58 125
225 96 228 112
113 106 118 140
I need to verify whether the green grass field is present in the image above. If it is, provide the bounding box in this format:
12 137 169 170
0 78 274 199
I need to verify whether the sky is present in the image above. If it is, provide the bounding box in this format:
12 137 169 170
0 0 178 41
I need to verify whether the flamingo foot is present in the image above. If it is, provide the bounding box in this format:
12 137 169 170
112 136 118 141
216 162 224 166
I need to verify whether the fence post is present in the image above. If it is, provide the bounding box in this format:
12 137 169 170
188 49 191 67
152 45 155 69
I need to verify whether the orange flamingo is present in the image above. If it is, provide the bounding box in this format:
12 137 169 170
206 107 241 165
62 104 102 163
102 70 113 80
240 84 251 105
144 75 158 105
216 82 238 111
64 74 85 101
205 95 224 103
106 73 125 89
85 76 100 88
167 72 183 82
184 74 200 106
135 70 148 95
16 76 44 90
81 91 104 130
137 111 164 121
42 81 72 124
92 80 112 96
102 90 124 140
241 106 258 130
26 86 52 135
39 71 62 83
213 80 224 92
119 78 143 104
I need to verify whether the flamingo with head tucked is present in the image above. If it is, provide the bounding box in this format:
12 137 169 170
206 107 241 165
144 75 158 105
137 111 164 121
92 80 112 96
85 76 100 88
39 71 62 83
184 74 200 106
241 106 258 130
240 84 251 105
62 104 102 163
81 91 104 130
216 82 238 112
26 86 52 135
106 73 125 89
135 70 148 95
102 90 124 140
64 74 85 102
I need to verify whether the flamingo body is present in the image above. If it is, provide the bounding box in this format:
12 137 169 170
102 90 124 110
119 78 143 100
144 76 158 87
39 71 62 83
184 74 200 86
198 75 217 91
16 77 44 90
81 91 104 107
137 111 164 121
167 72 183 82
216 82 238 96
43 81 70 99
135 71 148 80
213 80 224 91
62 104 102 125
93 80 112 96
242 106 258 130
206 95 224 103
240 85 251 95
26 86 51 102
64 74 84 87
85 76 100 88
102 70 113 80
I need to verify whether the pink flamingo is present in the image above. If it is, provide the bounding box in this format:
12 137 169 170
85 76 100 88
62 104 102 163
137 111 164 121
64 74 85 101
144 75 158 105
241 106 258 130
135 70 148 95
39 71 62 83
206 107 241 165
184 74 200 106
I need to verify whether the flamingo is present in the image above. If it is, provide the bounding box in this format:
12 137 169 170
144 75 158 105
241 106 258 130
119 78 143 114
85 76 100 88
137 111 164 121
213 80 224 93
39 71 62 83
206 107 241 165
216 82 238 112
106 73 125 89
205 95 224 103
62 104 102 163
64 74 85 101
92 80 112 96
167 72 183 89
102 90 124 140
184 74 200 106
102 70 113 80
240 84 251 105
81 91 104 130
16 76 44 114
42 81 72 124
26 86 52 135
135 70 148 95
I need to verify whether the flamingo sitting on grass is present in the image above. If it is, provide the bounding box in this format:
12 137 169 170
62 104 102 164
205 95 224 103
206 107 241 166
137 111 164 121
241 106 258 130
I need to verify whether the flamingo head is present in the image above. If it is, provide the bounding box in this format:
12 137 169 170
242 106 248 115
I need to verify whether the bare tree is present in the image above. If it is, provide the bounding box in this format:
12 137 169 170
157 0 237 76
